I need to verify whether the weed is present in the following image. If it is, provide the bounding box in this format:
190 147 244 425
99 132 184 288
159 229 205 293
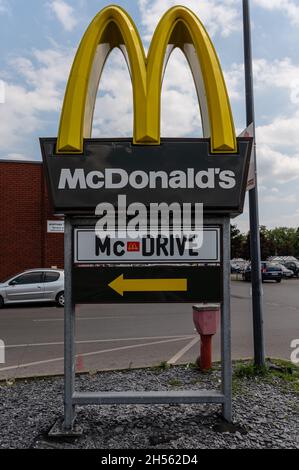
232 360 299 395
168 378 182 387
234 362 269 379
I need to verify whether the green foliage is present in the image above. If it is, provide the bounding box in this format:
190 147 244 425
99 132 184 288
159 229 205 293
167 378 182 387
233 360 299 395
234 362 269 378
231 225 245 259
268 227 298 257
269 359 299 394
231 224 299 260
156 361 171 370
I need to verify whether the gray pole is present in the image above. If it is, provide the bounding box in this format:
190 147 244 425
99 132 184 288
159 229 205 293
221 217 232 422
64 217 76 429
242 0 265 367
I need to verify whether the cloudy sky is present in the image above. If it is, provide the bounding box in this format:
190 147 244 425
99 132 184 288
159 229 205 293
0 0 299 231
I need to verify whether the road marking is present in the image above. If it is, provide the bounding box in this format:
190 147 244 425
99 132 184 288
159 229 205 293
0 336 194 373
5 335 192 349
109 274 187 296
167 336 199 365
33 315 136 322
232 295 299 310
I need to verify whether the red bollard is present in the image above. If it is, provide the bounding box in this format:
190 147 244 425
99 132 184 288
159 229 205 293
76 355 84 371
192 304 220 371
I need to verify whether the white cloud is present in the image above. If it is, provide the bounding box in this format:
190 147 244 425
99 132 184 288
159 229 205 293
256 111 299 152
222 58 299 107
138 0 240 40
224 64 244 101
224 59 299 186
0 0 9 14
222 57 299 185
257 143 299 183
263 194 297 204
1 23 298 194
0 79 5 103
92 48 202 139
49 0 77 32
254 0 299 26
257 208 299 229
160 50 202 136
253 58 299 105
92 50 133 138
0 47 74 154
0 1 242 154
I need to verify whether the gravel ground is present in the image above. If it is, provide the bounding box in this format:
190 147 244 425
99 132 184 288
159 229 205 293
0 363 298 449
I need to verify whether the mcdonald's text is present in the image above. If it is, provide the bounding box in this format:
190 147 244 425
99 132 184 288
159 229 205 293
58 167 236 190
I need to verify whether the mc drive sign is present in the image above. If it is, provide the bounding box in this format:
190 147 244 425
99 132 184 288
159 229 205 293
74 228 220 264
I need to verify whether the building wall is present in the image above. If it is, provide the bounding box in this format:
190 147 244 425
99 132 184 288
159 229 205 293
0 161 64 281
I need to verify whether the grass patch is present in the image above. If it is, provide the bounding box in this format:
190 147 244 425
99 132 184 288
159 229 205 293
234 362 269 379
151 361 171 373
232 359 299 396
190 379 200 385
269 359 299 395
232 377 245 395
167 379 182 387
184 362 198 370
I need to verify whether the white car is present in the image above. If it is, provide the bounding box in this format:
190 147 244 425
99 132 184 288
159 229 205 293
0 269 64 308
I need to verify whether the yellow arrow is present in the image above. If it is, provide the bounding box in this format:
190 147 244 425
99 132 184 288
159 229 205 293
108 275 188 297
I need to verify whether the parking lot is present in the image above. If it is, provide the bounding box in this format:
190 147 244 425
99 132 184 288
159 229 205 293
0 279 298 380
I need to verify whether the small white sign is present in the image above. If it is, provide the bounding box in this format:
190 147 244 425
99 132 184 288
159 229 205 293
239 123 255 191
47 220 64 233
74 227 220 264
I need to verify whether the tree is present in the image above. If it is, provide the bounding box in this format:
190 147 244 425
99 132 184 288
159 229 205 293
230 225 299 261
294 228 299 258
242 231 251 260
230 225 246 259
259 226 275 260
269 227 297 256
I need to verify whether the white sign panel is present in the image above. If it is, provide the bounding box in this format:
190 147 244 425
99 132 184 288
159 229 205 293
239 123 255 191
47 220 64 233
74 227 220 264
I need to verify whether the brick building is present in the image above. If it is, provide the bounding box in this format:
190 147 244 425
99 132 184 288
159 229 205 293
0 160 64 281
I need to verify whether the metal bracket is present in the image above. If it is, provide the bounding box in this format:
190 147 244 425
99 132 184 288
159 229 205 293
48 418 83 438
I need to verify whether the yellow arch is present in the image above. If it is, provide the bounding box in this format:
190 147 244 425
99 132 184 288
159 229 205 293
57 5 237 154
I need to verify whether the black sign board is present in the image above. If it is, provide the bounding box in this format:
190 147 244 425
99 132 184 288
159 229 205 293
72 265 223 304
41 138 252 217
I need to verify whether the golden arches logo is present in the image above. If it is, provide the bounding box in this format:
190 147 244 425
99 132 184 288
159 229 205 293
57 5 237 154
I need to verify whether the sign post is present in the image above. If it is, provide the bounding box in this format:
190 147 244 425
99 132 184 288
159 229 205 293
60 216 232 432
41 5 252 434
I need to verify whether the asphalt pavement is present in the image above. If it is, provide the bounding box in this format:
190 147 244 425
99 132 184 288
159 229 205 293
0 279 298 380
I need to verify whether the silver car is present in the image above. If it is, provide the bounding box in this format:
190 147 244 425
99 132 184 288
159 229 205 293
0 269 64 308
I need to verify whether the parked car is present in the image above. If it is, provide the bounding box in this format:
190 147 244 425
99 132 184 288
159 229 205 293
243 262 282 283
230 261 242 273
273 263 294 278
268 256 298 264
0 269 64 308
281 261 299 278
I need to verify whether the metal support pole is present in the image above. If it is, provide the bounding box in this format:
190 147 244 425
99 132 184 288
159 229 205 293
64 217 76 429
221 217 232 422
242 0 265 367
